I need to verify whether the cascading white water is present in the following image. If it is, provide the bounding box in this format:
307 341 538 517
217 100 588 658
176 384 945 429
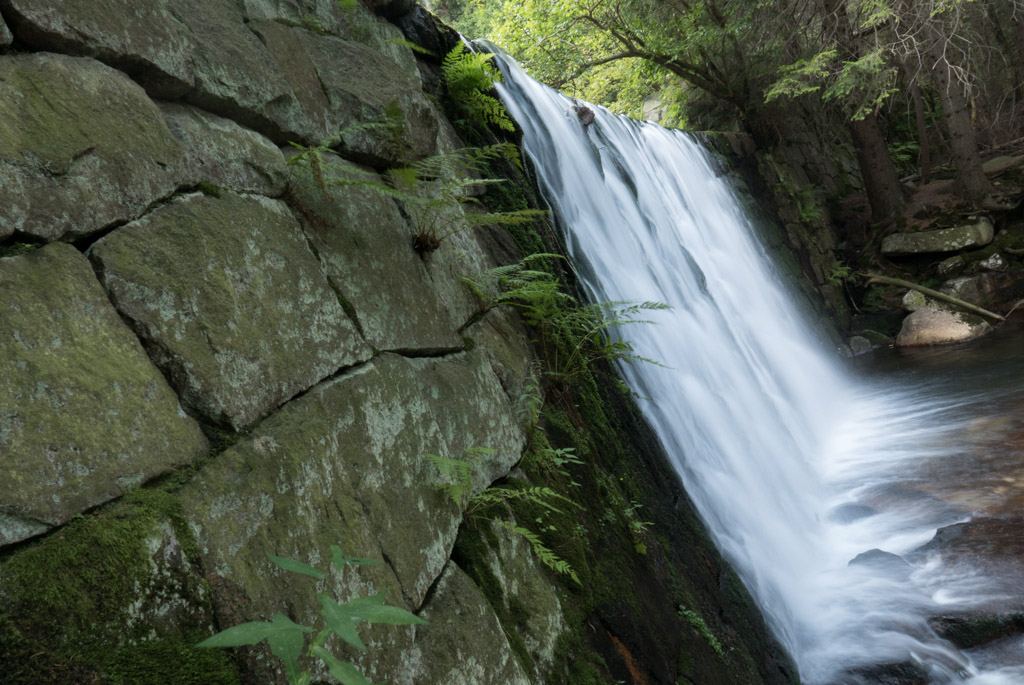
489 47 1024 684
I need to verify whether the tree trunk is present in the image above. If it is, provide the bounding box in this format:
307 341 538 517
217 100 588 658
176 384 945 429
901 61 932 184
850 113 905 222
924 24 994 203
818 0 905 221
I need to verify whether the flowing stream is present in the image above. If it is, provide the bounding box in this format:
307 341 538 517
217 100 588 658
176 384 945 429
489 47 1024 684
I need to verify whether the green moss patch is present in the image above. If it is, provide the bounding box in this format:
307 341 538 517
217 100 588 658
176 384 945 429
0 489 239 684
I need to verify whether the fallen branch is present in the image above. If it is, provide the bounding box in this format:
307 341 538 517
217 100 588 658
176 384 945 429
863 273 1005 322
1004 246 1024 255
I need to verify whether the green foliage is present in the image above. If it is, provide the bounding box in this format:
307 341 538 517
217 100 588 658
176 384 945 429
463 254 669 383
496 520 581 585
288 138 545 253
428 447 495 510
765 50 838 103
197 546 425 685
429 440 582 585
678 606 725 660
826 258 853 287
442 44 515 132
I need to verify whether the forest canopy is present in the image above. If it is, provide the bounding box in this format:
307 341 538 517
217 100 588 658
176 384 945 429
428 0 1024 220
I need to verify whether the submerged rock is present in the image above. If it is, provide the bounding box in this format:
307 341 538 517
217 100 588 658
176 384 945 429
848 549 913 579
895 307 990 347
881 217 994 255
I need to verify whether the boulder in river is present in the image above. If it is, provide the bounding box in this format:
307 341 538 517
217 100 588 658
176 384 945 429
895 307 990 347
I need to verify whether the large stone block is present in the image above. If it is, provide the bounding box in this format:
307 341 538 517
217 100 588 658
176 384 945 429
0 491 236 682
383 563 532 685
175 0 306 143
254 22 441 165
160 103 288 197
180 352 524 610
90 192 371 430
0 0 194 97
1 0 439 162
882 217 994 255
286 153 463 352
0 53 185 242
0 244 207 546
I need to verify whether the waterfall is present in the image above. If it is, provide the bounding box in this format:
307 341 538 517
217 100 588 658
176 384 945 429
488 47 1023 685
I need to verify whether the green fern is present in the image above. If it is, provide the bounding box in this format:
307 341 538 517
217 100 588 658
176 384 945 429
428 447 494 511
496 521 580 585
288 138 545 253
442 44 516 132
464 255 669 383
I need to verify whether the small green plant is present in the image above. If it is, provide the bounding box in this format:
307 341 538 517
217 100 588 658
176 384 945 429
442 44 515 133
678 605 725 660
287 139 546 253
427 447 494 511
197 546 426 685
623 500 653 555
428 447 581 585
463 255 669 384
826 257 852 287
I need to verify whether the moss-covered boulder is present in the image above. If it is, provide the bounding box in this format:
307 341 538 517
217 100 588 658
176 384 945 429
175 0 305 142
0 490 239 684
0 53 185 242
478 519 568 680
180 351 524 610
160 103 288 197
882 217 995 255
90 192 371 430
0 244 207 546
286 153 464 352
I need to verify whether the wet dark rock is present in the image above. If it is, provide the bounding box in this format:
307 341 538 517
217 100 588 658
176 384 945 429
929 612 1024 649
848 549 913 578
837 660 930 685
366 0 416 19
828 503 876 524
393 5 460 64
847 335 873 355
910 517 1024 567
940 269 1024 311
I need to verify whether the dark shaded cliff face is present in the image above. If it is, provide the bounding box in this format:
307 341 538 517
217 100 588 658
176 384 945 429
0 2 794 683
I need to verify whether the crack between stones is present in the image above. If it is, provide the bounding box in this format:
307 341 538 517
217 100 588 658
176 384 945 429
386 345 466 359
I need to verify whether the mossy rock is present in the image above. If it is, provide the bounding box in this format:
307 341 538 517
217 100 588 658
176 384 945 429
0 243 207 546
89 191 371 430
160 103 288 197
0 490 239 684
0 53 186 242
285 151 464 352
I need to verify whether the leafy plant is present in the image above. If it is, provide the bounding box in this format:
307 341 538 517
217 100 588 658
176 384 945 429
442 44 515 132
197 547 426 685
427 447 494 511
464 255 669 383
428 446 582 585
678 605 725 660
287 139 546 253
